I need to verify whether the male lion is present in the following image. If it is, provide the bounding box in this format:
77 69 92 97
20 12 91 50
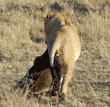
43 12 81 103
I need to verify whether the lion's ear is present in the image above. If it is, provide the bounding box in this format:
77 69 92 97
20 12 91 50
62 13 71 26
43 12 51 19
65 19 71 26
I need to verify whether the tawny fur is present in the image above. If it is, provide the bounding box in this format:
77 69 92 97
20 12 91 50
43 12 81 103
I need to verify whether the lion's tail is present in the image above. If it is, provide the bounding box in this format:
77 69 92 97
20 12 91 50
49 39 61 67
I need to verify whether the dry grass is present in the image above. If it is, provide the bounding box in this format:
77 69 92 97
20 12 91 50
0 0 110 106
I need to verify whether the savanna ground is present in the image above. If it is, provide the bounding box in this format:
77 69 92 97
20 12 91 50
0 0 110 107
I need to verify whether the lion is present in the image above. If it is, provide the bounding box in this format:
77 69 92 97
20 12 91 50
43 12 81 103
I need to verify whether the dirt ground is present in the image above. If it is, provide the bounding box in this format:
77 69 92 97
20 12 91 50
0 0 110 107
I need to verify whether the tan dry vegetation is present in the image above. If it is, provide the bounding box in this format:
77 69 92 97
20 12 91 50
0 0 110 107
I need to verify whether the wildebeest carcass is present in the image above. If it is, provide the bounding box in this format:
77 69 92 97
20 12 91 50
13 49 60 98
